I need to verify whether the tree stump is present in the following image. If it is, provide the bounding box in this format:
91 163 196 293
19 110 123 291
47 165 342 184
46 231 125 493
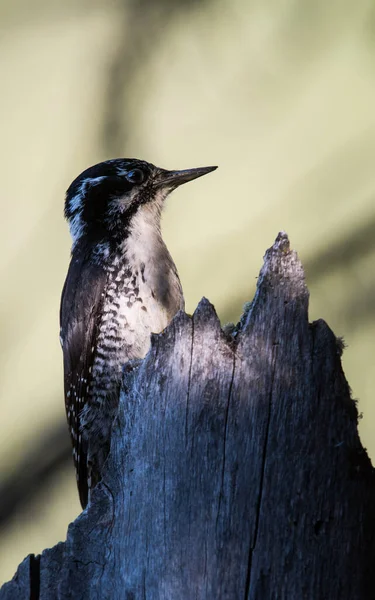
1 232 374 600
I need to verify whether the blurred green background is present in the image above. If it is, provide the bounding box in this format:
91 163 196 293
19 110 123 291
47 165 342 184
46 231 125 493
1 0 375 585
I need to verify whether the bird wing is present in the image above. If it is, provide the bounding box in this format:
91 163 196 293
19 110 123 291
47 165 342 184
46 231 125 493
60 249 107 508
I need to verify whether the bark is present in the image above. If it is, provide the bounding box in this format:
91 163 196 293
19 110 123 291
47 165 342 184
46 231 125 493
1 232 374 600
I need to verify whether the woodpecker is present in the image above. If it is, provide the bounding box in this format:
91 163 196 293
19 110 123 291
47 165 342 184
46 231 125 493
60 158 217 508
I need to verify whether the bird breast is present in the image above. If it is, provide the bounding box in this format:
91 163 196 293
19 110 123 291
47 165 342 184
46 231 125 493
89 201 185 405
91 248 183 394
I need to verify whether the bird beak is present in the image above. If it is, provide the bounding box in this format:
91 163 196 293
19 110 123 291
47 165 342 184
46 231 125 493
156 165 217 190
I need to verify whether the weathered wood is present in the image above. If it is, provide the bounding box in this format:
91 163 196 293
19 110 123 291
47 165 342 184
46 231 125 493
1 232 375 599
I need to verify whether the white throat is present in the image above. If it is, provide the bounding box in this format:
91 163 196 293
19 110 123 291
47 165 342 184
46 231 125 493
123 200 165 266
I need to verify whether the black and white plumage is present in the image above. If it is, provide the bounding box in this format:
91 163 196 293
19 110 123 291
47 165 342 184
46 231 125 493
60 158 217 508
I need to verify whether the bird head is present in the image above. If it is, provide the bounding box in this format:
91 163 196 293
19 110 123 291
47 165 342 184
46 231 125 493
65 158 217 251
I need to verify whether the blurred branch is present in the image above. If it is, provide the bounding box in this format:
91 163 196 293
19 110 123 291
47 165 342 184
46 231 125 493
101 0 209 156
222 209 375 328
0 419 71 528
304 210 375 278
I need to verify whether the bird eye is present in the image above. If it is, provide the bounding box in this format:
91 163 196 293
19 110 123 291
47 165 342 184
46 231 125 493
126 168 145 184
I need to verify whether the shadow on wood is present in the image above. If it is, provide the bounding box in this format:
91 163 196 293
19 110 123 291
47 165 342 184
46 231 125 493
1 232 374 599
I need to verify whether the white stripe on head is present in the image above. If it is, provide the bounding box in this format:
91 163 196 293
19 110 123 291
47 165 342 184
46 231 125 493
67 176 107 246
